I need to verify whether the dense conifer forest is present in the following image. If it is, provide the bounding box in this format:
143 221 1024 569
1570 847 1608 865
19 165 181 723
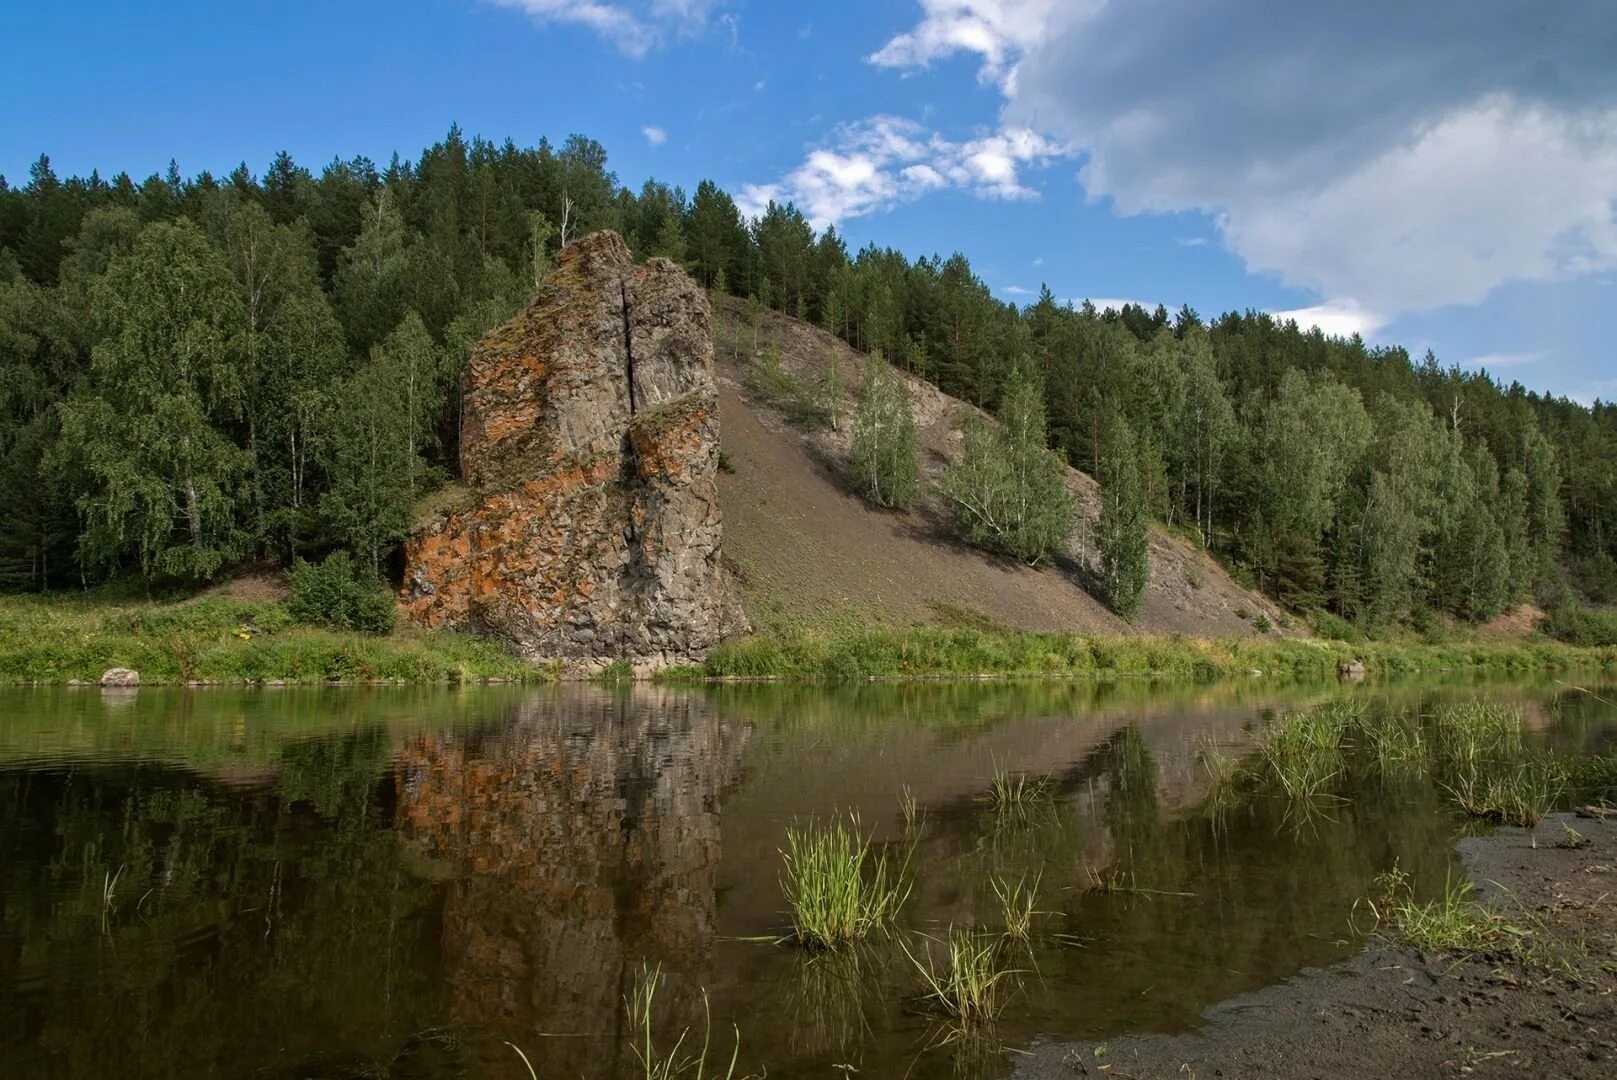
2 127 1613 636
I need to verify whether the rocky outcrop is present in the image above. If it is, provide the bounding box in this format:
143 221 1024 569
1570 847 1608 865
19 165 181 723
401 231 745 667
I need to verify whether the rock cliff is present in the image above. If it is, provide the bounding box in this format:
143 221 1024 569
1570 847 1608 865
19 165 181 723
401 231 744 667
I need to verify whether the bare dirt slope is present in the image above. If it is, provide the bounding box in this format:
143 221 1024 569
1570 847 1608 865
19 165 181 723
713 297 1288 637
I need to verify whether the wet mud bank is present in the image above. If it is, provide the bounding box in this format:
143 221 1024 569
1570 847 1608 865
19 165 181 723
1018 814 1617 1079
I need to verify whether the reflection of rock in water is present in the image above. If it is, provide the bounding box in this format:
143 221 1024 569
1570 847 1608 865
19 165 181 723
393 687 747 1076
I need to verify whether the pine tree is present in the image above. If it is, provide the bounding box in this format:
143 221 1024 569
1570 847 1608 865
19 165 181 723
527 211 554 292
650 213 686 264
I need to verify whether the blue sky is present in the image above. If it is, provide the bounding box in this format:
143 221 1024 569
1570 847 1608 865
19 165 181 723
3 1 1613 402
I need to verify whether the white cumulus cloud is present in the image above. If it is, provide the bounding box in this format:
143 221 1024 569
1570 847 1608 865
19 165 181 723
642 125 667 145
1269 301 1386 341
868 1 1071 86
868 0 1617 325
1001 0 1617 320
736 116 1065 226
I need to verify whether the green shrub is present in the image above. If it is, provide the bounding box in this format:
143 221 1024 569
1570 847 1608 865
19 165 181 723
1314 610 1362 643
1572 550 1617 604
287 553 397 634
1540 603 1617 648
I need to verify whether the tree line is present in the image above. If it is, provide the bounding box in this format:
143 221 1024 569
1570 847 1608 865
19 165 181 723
1 126 1613 634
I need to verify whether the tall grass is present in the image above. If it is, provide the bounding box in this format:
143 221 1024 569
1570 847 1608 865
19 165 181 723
1432 704 1567 828
1444 754 1568 830
989 872 1042 941
1220 701 1571 827
690 622 1616 682
1255 703 1353 803
986 761 1053 811
1358 705 1429 774
626 964 752 1080
781 814 911 949
1580 752 1617 803
1197 737 1244 821
901 930 1018 1030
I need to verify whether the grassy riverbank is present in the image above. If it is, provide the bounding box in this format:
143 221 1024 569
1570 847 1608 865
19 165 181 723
678 623 1617 682
2 592 1612 687
0 593 542 685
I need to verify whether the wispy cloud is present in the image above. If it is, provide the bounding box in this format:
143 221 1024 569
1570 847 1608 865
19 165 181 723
1176 236 1208 247
1567 378 1617 406
1462 350 1546 370
737 115 1068 225
481 0 724 56
1001 284 1034 296
642 125 668 145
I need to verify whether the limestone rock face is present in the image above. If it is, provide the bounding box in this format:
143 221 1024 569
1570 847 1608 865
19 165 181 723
401 231 744 665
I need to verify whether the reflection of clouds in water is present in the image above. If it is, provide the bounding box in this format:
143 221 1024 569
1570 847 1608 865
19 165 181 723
394 686 747 1077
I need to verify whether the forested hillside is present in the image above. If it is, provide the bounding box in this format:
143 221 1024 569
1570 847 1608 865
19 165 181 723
1 127 1613 637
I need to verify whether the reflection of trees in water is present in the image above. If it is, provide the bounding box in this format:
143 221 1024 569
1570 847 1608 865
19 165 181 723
1102 723 1164 872
395 687 747 1077
0 743 444 1078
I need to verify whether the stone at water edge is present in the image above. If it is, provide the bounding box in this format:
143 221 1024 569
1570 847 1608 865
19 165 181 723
100 667 140 688
401 230 747 666
1338 658 1367 681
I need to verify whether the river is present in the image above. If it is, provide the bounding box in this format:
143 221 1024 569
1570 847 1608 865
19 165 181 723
2 676 1613 1078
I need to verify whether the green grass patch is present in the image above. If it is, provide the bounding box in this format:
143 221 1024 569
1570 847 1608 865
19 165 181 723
0 591 541 685
687 623 1615 682
1368 868 1521 955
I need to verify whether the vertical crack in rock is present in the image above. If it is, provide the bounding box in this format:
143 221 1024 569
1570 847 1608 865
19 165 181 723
620 275 638 417
619 273 641 539
399 230 748 669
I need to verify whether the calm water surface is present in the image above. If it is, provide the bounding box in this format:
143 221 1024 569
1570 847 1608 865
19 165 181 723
2 677 1614 1078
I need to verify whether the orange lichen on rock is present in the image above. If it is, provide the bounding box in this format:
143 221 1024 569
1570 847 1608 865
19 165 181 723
401 231 745 667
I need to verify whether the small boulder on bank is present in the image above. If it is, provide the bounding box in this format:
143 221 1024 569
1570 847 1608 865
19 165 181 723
1337 658 1366 681
100 667 140 688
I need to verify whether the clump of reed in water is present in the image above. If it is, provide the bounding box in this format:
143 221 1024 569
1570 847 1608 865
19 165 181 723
901 929 1019 1030
781 813 910 949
